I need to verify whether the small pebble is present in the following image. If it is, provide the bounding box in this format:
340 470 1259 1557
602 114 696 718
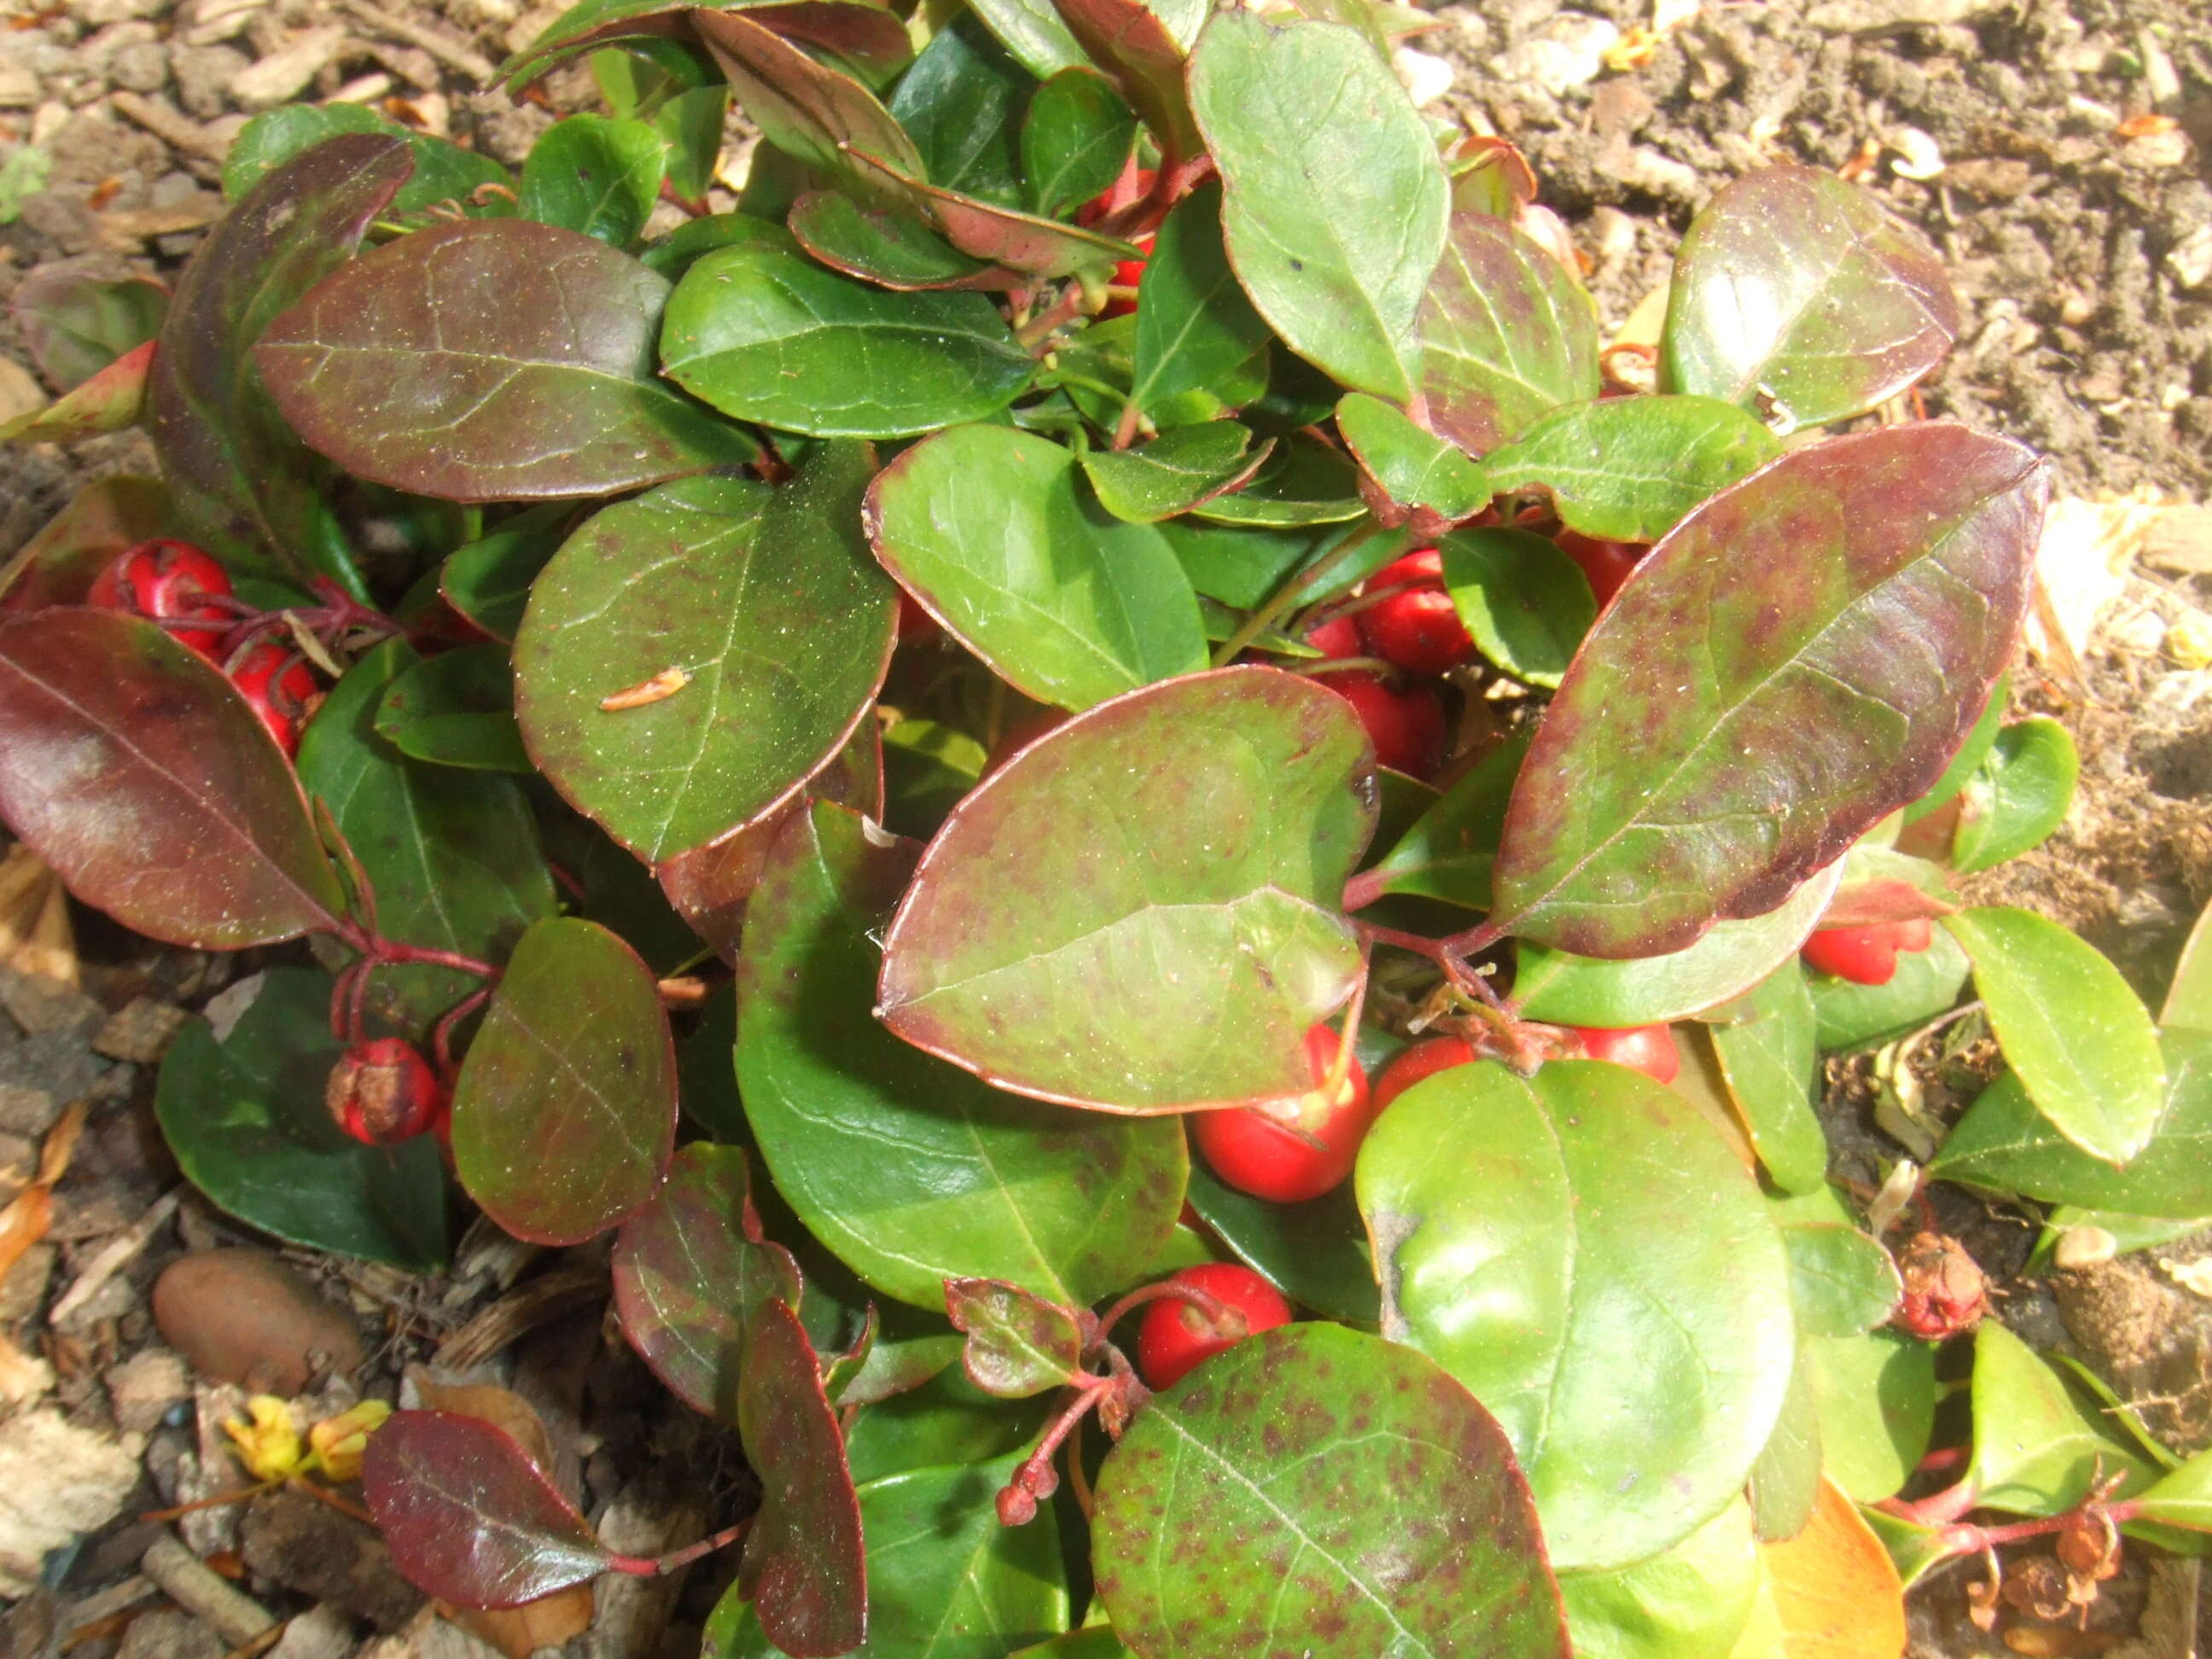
152 1250 364 1395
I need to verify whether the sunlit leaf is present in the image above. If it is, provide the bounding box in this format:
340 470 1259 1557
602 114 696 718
0 341 155 445
1048 0 1199 167
1358 733 1526 910
1962 1320 2154 1516
1022 67 1134 218
1710 964 1827 1195
1807 922 1970 1051
1184 430 1362 527
1489 424 2047 959
1743 1479 1907 1659
878 667 1371 1110
788 191 1016 290
518 114 666 247
1182 1162 1379 1328
1746 1358 1821 1542
223 102 511 220
1804 1330 1934 1505
1077 422 1268 521
1780 1222 1900 1339
1440 527 1595 690
1128 182 1272 427
1558 1499 1760 1659
1335 393 1487 523
843 148 1139 276
1947 717 2076 874
2168 895 2212 1033
888 12 1028 206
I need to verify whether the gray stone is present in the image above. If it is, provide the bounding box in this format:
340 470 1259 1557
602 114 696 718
117 1610 225 1659
110 41 172 93
171 43 249 117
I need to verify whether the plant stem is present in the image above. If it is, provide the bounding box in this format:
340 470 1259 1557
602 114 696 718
1092 1279 1233 1350
606 1518 752 1578
1211 519 1405 668
1016 288 1086 351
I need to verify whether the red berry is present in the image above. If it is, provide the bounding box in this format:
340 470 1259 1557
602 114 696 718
1800 918 1934 987
1304 614 1361 658
1076 164 1155 227
1358 549 1472 676
1371 1035 1477 1115
1557 531 1647 610
1567 1023 1680 1085
1322 671 1446 778
86 538 233 661
1099 236 1153 319
1191 1025 1374 1203
1891 1231 1988 1341
1135 1263 1291 1390
326 1038 446 1145
227 641 318 758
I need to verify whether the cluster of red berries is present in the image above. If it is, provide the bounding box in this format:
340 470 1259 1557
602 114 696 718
1801 917 1934 986
87 539 318 756
325 1037 449 1148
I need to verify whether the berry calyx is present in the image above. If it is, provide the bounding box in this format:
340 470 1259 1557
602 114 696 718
1801 918 1934 986
1557 531 1647 610
226 641 319 758
326 1038 446 1146
1566 1023 1680 1085
1371 1035 1477 1115
1135 1263 1292 1390
87 539 235 661
1357 549 1473 677
1191 1025 1374 1203
1891 1231 1988 1341
1319 671 1446 778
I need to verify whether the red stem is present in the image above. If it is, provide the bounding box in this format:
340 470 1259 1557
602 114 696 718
605 1518 751 1578
1877 1475 1982 1530
1092 1279 1232 1349
432 986 494 1077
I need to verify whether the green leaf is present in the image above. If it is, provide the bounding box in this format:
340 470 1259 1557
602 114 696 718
11 267 166 393
888 12 1031 207
438 504 576 643
1047 0 1202 166
1010 1632 1132 1658
1158 515 1333 608
1186 10 1447 403
1804 1330 1935 1505
706 1453 1066 1659
1127 182 1273 427
1948 717 2076 874
1557 1500 1760 1659
1415 210 1600 457
1022 68 1134 218
1780 1221 1900 1338
1091 1324 1569 1656
1931 1027 2212 1215
1488 424 2049 959
1745 1354 1821 1541
879 667 1371 1110
966 0 1086 78
1335 393 1488 523
880 718 986 841
843 1372 1048 1486
0 611 343 949
1709 963 1827 1195
944 1278 1085 1396
298 642 555 1027
515 451 894 862
1439 527 1596 690
1183 431 1362 527
1355 1059 1796 1570
2170 896 2212 1033
846 148 1140 277
450 917 677 1244
1511 864 1841 1028
2133 1448 2212 1535
1809 922 1970 1051
1466 395 1781 544
503 0 913 91
1663 165 1960 434
151 133 410 593
374 643 533 772
737 802 1187 1307
1358 733 1526 910
1077 422 1268 521
787 191 1011 290
256 218 758 501
864 423 1208 711
1941 905 2165 1163
660 229 1035 437
222 104 511 222
517 114 666 247
1964 1319 2155 1516
155 969 449 1271
1182 1162 1379 1327
1902 673 2005 825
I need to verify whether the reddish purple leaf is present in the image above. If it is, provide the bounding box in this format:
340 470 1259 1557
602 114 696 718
843 150 1138 277
255 219 755 502
0 610 343 949
1819 879 1956 928
504 0 911 92
611 1143 804 1421
148 132 411 587
945 1278 1086 1398
694 8 925 199
0 476 171 614
736 1298 868 1657
364 1411 610 1608
1488 423 2048 959
1048 0 1200 169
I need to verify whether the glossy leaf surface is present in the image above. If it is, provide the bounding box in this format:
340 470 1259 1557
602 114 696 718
518 114 665 247
149 133 409 589
706 1453 1066 1658
374 644 533 772
1184 431 1361 527
1078 422 1267 521
1746 1362 1821 1541
1710 964 1826 1195
0 341 154 445
1930 1027 2212 1215
439 504 577 643
610 1143 804 1419
1128 183 1273 426
516 451 894 861
1942 905 2164 1163
1805 1330 1934 1505
1488 424 2047 959
864 423 1207 711
1964 1320 2154 1516
1780 1223 1900 1339
1440 527 1595 690
1557 1500 1759 1659
1467 396 1780 544
1091 1323 1569 1657
739 803 1186 1306
155 969 448 1271
965 0 1084 77
2134 1449 2212 1534
944 1278 1085 1397
0 610 341 948
1050 0 1200 166
888 12 1027 205
1415 210 1599 457
1745 1480 1907 1659
2168 895 2212 1032
1357 1059 1795 1570
1663 165 1959 434
694 8 926 198
878 668 1372 1110
1336 393 1488 523
661 231 1033 436
787 191 1011 290
844 149 1139 276
1947 717 2076 874
1183 1162 1380 1328
1807 922 1970 1051
223 102 510 219
1022 68 1135 218
1187 10 1447 402
451 917 677 1244
1359 734 1526 910
256 218 756 500
364 1411 608 1608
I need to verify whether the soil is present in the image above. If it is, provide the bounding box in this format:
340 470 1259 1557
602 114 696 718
0 0 2206 1655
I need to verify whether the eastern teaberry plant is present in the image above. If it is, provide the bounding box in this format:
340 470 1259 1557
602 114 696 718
0 0 2207 1649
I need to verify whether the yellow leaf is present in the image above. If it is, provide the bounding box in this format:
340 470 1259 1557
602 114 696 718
1732 1478 1906 1659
